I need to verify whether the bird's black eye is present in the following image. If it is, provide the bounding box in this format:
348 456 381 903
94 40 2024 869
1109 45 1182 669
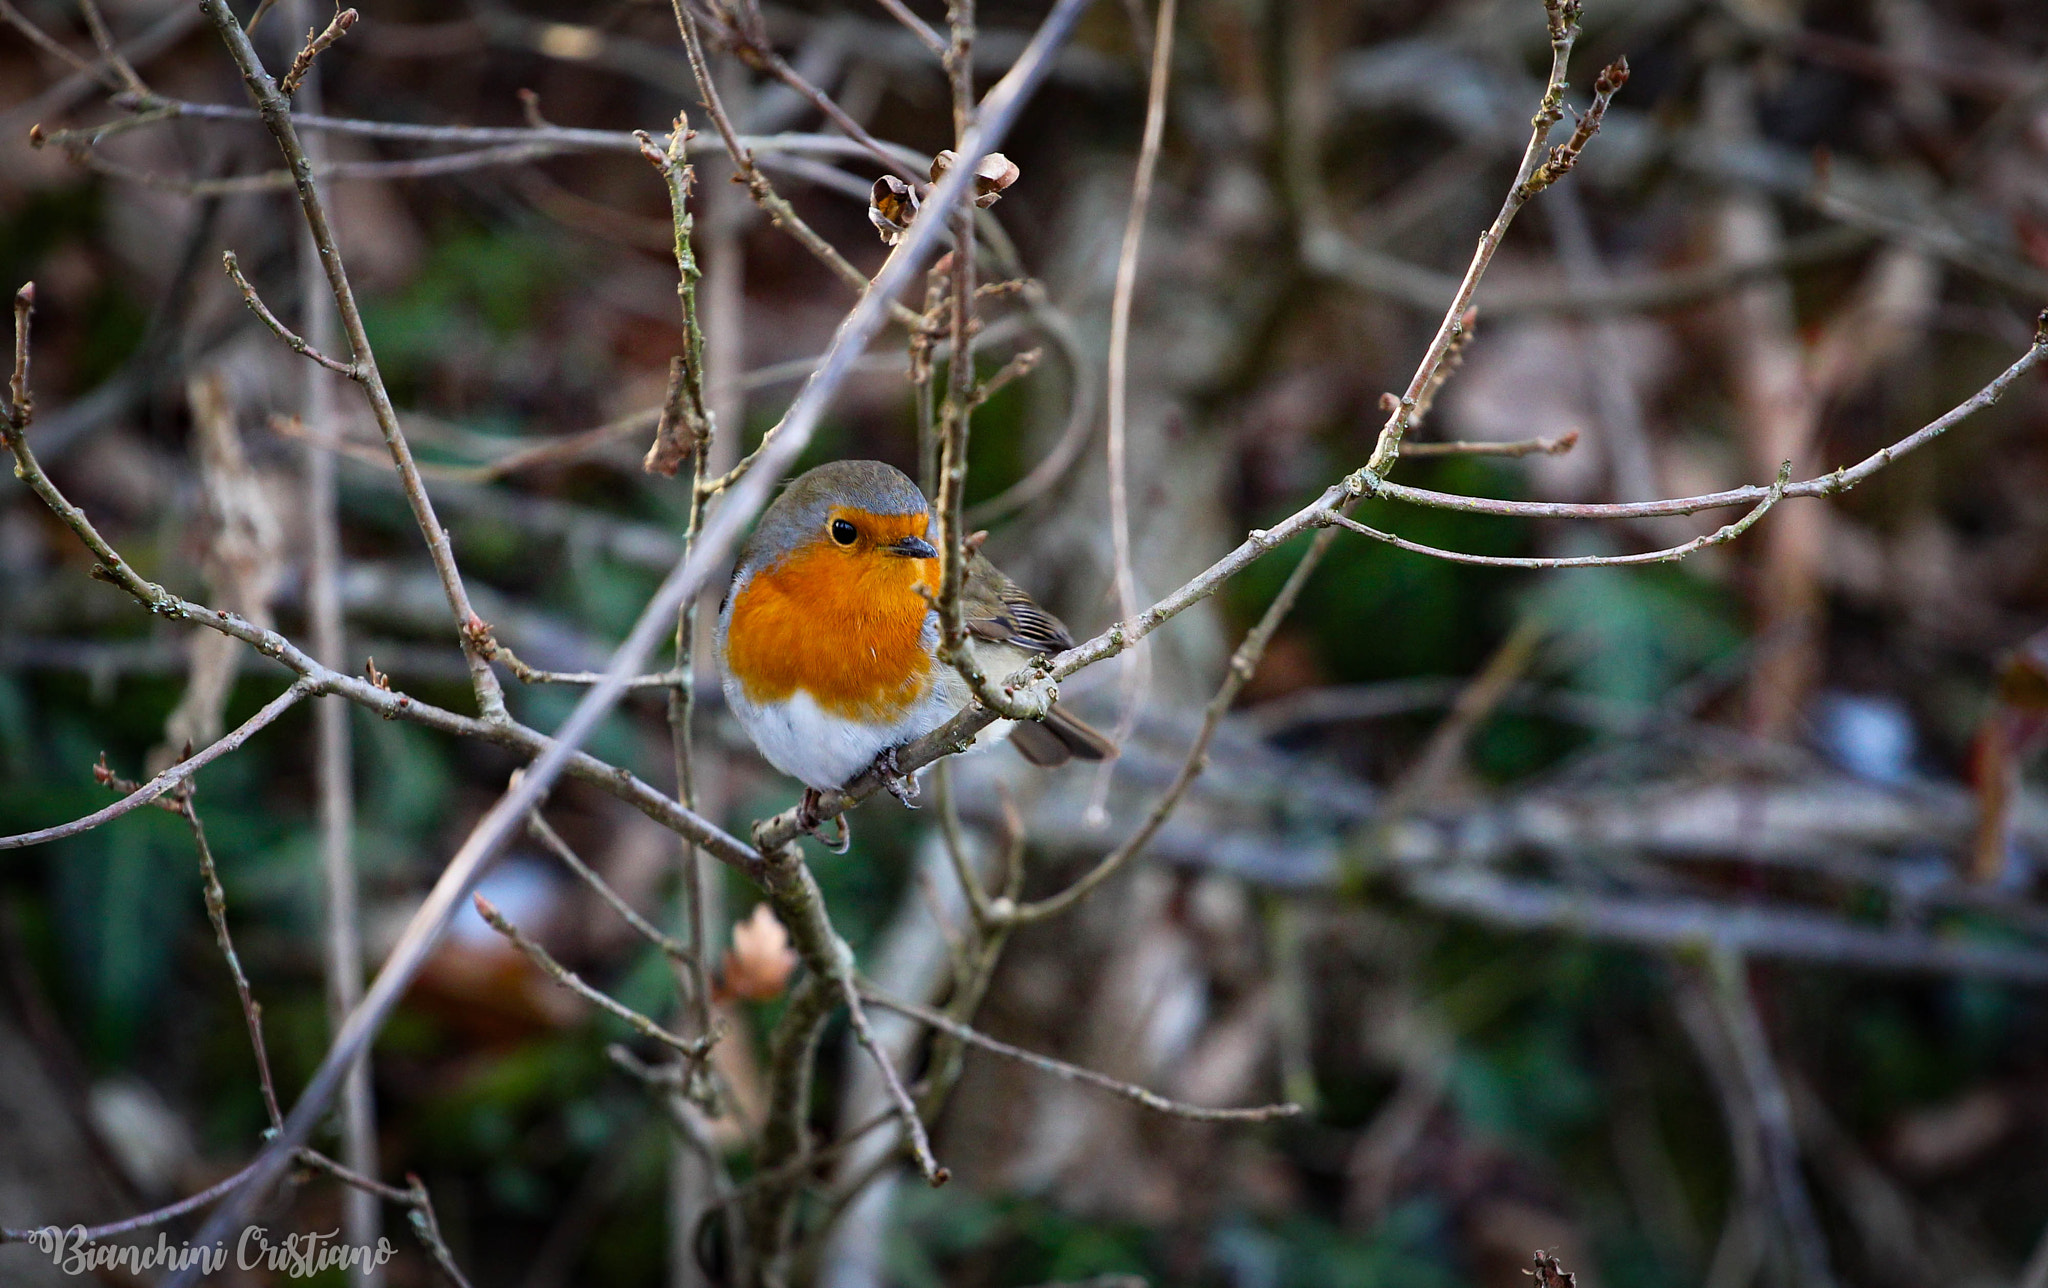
830 518 858 546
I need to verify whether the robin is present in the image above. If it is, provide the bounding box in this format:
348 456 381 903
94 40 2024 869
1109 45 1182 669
718 460 1113 840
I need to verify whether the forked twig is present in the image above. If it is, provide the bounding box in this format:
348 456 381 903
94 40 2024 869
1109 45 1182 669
1361 1 1614 476
0 683 311 850
1331 461 1792 568
223 251 357 376
279 6 356 96
203 0 510 722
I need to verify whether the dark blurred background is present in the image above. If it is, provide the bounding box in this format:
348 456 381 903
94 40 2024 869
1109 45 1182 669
4 0 2048 1284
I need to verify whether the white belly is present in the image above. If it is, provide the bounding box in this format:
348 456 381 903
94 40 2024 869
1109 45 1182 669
723 681 969 791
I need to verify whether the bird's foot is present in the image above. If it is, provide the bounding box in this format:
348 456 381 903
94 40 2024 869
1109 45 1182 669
877 746 920 807
796 787 851 854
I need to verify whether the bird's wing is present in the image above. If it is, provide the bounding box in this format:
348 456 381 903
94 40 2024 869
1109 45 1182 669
961 552 1075 655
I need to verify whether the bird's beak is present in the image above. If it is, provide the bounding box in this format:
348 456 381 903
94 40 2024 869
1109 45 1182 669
888 534 939 559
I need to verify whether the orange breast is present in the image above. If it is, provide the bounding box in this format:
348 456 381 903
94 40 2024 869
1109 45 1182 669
726 534 938 721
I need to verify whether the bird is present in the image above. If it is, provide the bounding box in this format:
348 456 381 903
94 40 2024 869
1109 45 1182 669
718 460 1113 840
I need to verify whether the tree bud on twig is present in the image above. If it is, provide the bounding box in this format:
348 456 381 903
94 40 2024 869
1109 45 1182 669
279 8 357 98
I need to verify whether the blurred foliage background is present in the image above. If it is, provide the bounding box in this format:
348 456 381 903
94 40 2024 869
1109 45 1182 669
4 0 2048 1284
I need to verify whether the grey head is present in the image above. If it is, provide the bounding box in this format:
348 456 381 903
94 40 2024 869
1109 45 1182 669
736 460 933 576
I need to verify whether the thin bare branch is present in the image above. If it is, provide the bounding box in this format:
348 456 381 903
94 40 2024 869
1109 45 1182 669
56 138 565 194
634 126 714 478
529 812 692 966
932 761 995 926
1002 520 1333 925
0 683 311 850
673 7 924 341
1399 429 1578 458
1361 0 1608 476
201 0 510 721
693 3 914 182
223 251 357 376
74 97 908 165
0 1159 261 1245
1097 0 1177 792
180 795 284 1129
474 895 718 1060
1330 461 1791 568
0 0 97 78
872 0 948 58
838 976 948 1185
5 282 30 430
964 285 1097 522
858 988 1302 1121
77 0 148 97
404 1177 476 1288
290 21 381 1254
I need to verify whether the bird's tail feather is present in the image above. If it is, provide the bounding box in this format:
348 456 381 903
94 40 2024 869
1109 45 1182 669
1007 703 1116 767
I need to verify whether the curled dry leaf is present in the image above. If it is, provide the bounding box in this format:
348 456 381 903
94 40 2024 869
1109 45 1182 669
869 175 920 245
930 149 1021 207
721 903 798 1002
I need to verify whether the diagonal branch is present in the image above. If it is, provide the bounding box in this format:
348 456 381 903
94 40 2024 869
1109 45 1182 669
1360 1 1623 477
201 0 509 722
672 6 924 337
690 0 914 182
872 0 948 58
837 975 948 1184
858 988 1302 1122
223 251 357 376
0 683 311 850
474 895 719 1061
161 4 1098 1275
180 794 284 1129
1000 520 1334 925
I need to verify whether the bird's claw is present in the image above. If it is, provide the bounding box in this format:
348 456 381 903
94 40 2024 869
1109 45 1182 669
877 747 920 807
796 787 851 854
